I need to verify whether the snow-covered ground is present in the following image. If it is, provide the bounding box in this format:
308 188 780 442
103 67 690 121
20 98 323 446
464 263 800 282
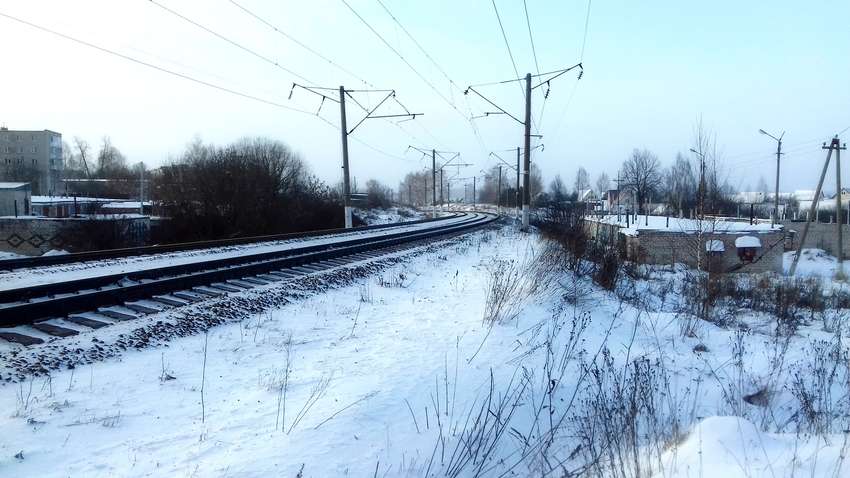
354 206 425 225
0 213 469 291
785 248 850 277
1 227 848 477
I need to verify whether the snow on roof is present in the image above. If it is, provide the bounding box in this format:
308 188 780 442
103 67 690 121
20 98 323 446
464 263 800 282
735 236 762 248
586 215 779 236
31 195 121 204
0 182 29 189
705 240 725 252
102 201 150 209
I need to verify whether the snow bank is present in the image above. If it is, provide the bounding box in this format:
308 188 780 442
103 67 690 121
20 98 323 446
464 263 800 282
660 416 847 478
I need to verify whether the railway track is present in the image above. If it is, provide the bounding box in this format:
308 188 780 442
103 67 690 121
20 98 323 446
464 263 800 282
0 212 497 345
0 213 461 271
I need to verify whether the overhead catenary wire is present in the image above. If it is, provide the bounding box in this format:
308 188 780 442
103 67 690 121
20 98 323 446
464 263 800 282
579 0 593 61
226 0 375 88
0 10 316 115
490 0 523 99
0 9 411 164
374 0 463 98
147 0 315 85
339 0 465 120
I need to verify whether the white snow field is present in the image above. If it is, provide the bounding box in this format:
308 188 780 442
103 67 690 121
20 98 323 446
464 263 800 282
1 227 849 477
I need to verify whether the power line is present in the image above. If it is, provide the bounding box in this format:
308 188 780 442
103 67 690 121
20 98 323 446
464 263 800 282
579 0 593 61
374 0 462 96
147 0 314 85
226 0 375 88
522 0 541 77
522 0 548 132
339 0 464 119
490 0 523 97
0 10 314 115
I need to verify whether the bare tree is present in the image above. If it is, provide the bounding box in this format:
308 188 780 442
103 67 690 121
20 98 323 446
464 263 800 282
365 179 392 208
595 173 610 197
73 136 92 178
574 166 590 194
664 152 697 215
549 175 567 203
621 148 662 214
97 136 128 177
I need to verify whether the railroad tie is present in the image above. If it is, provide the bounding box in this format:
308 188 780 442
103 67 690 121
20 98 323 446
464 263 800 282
32 321 80 337
66 315 111 329
172 292 204 302
98 309 139 321
192 287 223 297
0 331 44 346
208 283 242 293
124 302 162 314
151 295 189 307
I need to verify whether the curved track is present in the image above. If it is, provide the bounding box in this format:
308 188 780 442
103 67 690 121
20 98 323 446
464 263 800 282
0 212 496 343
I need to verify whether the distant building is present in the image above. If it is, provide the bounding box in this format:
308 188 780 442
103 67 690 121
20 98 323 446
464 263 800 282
584 215 784 273
0 182 32 217
732 191 767 204
0 127 63 195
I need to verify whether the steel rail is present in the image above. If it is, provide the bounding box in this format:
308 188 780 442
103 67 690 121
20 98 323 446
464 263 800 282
0 213 496 327
0 213 463 271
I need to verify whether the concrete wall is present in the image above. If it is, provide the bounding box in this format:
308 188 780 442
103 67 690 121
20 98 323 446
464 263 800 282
782 220 850 258
0 216 149 255
628 230 784 273
584 219 784 273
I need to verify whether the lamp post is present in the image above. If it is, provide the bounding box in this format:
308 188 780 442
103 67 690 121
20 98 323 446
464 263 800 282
759 129 784 227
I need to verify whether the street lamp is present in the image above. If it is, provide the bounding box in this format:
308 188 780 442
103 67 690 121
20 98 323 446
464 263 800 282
759 129 785 227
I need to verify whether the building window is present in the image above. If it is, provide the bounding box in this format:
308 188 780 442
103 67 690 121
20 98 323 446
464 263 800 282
735 236 762 263
31 146 37 153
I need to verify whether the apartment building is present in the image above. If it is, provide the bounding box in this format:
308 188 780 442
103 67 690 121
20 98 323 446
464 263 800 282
0 126 63 195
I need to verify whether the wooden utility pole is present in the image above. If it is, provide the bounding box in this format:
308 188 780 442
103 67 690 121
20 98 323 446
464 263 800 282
790 137 846 275
473 176 477 209
522 73 532 231
834 138 846 265
339 86 352 228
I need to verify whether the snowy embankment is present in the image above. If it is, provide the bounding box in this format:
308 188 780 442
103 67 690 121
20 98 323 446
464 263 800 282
1 228 848 476
354 206 424 225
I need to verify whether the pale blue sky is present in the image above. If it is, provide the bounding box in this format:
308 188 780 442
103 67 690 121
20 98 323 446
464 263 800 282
0 0 848 192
